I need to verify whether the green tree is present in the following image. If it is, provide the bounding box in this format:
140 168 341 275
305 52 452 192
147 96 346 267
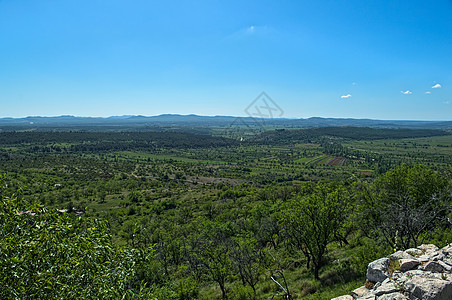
281 181 352 279
230 236 266 295
189 220 235 299
361 164 450 249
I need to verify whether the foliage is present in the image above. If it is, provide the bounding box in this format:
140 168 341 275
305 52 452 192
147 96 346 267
360 164 451 249
0 186 154 299
1 128 452 299
281 181 353 279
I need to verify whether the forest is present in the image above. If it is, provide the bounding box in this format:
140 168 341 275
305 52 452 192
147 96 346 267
1 126 451 299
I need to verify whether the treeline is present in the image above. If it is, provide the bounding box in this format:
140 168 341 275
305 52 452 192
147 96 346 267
308 127 449 140
0 131 238 151
1 127 447 149
254 127 449 144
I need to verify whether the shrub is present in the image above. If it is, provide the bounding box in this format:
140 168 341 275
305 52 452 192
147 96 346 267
0 190 154 299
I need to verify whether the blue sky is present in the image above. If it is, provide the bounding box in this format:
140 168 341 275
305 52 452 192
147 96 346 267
1 0 452 120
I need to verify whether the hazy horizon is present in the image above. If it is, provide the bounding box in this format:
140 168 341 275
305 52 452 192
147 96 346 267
1 1 452 120
1 113 452 123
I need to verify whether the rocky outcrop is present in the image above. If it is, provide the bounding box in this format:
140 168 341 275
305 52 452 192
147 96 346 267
332 244 452 300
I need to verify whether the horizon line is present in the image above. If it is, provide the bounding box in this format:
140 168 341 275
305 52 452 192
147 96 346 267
0 114 451 123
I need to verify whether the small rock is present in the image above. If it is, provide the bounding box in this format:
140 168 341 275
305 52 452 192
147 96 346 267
424 261 446 273
399 258 420 272
377 292 409 300
351 286 370 298
367 258 389 283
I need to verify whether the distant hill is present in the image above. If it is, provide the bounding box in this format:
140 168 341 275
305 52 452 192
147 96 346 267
0 114 451 131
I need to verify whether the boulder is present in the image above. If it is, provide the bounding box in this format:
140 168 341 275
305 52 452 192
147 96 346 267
404 276 452 300
367 258 389 283
398 259 420 272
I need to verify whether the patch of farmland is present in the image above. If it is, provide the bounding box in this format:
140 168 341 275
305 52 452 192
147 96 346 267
299 154 331 165
325 157 347 166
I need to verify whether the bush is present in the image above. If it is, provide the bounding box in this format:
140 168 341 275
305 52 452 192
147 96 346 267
174 277 200 299
228 283 254 300
0 191 154 299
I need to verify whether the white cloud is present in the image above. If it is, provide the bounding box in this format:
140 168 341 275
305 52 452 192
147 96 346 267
341 94 352 99
425 91 431 94
432 84 442 89
401 90 412 95
352 82 357 86
444 101 450 105
226 25 274 40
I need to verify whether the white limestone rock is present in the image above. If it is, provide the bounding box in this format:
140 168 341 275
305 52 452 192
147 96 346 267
398 259 420 272
367 258 389 283
404 248 423 257
377 292 409 300
391 251 414 261
419 244 439 254
373 278 400 296
404 276 452 300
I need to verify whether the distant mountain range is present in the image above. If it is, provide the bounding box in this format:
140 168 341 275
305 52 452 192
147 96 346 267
0 114 451 130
